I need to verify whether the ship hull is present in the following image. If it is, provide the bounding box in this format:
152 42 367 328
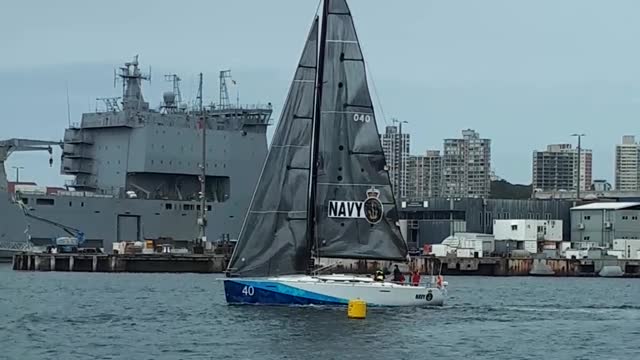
223 274 445 307
0 191 246 253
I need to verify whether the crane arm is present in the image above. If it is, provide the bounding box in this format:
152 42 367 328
14 201 85 243
0 138 63 161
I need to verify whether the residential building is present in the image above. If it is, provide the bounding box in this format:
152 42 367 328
407 150 442 199
381 125 410 199
570 202 640 247
532 144 592 192
441 129 491 198
615 135 640 191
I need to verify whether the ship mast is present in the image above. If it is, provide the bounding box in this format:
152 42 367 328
196 73 207 253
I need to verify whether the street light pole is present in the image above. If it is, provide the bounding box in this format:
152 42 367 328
571 133 585 200
12 166 24 183
392 118 408 203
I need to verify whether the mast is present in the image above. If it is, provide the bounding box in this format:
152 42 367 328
305 0 329 271
197 73 207 252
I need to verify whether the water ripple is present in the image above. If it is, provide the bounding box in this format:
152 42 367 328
1 265 639 359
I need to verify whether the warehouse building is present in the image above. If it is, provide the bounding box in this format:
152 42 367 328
570 202 640 247
399 198 572 247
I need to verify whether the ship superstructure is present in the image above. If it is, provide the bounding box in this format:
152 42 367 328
0 56 272 255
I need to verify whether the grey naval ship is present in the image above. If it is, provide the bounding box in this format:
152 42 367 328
0 56 272 260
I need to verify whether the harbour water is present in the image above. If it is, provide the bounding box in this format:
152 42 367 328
1 264 638 360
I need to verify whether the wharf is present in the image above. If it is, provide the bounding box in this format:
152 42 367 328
12 253 228 273
320 256 640 277
416 257 640 277
12 253 640 277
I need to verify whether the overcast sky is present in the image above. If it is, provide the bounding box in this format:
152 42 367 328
2 0 640 186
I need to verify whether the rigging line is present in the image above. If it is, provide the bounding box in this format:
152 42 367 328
364 59 388 127
346 1 388 127
315 0 322 16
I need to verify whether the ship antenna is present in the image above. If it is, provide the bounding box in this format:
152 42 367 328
219 70 231 109
65 82 71 127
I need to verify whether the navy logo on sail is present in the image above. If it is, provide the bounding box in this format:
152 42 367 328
328 187 383 224
362 187 383 224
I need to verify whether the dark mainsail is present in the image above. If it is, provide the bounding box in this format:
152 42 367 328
227 18 318 277
227 0 407 277
313 0 407 261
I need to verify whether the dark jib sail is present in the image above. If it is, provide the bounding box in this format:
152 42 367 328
226 18 318 277
313 0 407 260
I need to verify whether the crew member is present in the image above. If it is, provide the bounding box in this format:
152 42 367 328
374 269 385 282
392 264 403 283
411 270 421 286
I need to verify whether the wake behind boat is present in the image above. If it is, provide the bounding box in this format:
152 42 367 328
223 0 447 307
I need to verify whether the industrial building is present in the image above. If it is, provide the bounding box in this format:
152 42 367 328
570 202 640 247
399 198 572 247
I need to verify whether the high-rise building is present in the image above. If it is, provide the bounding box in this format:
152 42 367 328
615 135 640 191
407 150 442 200
532 144 592 192
381 125 410 199
442 129 491 198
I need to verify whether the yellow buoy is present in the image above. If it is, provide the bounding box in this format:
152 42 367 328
347 299 367 319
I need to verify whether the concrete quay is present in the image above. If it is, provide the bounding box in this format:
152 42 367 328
12 253 228 273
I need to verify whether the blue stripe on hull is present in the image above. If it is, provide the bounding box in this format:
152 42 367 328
224 279 349 306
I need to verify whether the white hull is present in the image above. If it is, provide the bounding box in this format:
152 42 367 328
224 274 446 307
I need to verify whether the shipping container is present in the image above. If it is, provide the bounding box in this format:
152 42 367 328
482 240 495 254
494 240 519 256
612 239 640 259
430 244 452 257
607 250 624 259
493 219 563 241
524 240 537 254
456 248 475 258
14 184 47 194
565 249 587 259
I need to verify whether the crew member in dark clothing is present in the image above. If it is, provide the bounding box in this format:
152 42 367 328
392 264 404 283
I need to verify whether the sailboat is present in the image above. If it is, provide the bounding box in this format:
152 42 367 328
223 0 446 307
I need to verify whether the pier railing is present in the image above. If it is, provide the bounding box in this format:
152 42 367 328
0 241 33 252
